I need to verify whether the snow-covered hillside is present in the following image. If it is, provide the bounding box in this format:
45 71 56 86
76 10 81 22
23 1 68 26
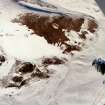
0 0 105 105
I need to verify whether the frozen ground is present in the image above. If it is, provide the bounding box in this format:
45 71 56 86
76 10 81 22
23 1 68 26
0 0 105 105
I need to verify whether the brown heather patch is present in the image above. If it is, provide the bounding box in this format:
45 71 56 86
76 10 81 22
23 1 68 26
42 57 65 65
13 13 98 53
63 44 81 53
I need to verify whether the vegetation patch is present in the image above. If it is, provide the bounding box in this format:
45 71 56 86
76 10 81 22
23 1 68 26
13 13 98 53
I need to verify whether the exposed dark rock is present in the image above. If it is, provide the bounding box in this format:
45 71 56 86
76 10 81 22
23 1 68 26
31 72 49 79
6 83 19 88
17 62 35 74
6 79 28 88
42 57 64 65
31 68 50 78
19 79 27 88
12 76 23 82
0 55 5 62
63 45 81 53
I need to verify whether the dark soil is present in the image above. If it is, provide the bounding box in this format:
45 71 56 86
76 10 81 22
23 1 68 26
19 79 27 88
63 44 81 53
6 59 56 88
0 55 5 62
14 13 98 53
6 79 27 88
6 83 19 88
42 57 64 65
12 76 23 82
17 62 35 74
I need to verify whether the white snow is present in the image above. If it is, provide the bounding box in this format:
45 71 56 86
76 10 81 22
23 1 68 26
0 0 104 105
65 30 83 45
2 35 63 61
0 57 15 79
0 21 33 36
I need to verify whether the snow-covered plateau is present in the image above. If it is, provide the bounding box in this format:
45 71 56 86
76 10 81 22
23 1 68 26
0 0 105 105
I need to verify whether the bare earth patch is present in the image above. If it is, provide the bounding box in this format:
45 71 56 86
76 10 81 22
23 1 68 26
42 57 65 66
13 13 98 53
1 57 65 88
